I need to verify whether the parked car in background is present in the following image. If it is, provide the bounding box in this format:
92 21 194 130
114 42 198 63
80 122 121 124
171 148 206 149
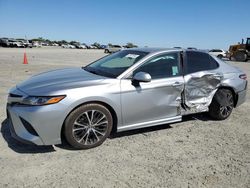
41 42 47 46
61 44 67 48
100 45 107 49
18 40 32 48
89 45 98 49
79 44 87 49
104 45 123 53
0 38 10 47
62 44 76 49
74 44 87 49
7 48 247 149
52 43 59 46
187 47 197 50
32 42 42 47
81 43 89 49
8 39 25 48
69 44 76 49
209 49 227 59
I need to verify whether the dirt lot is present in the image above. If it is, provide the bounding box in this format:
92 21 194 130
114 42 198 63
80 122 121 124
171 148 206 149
0 47 249 188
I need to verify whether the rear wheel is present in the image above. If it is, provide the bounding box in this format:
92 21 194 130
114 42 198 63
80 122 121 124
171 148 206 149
64 103 113 149
235 51 247 62
209 89 234 120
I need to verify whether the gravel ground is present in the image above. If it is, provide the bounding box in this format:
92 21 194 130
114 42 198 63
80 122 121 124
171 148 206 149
0 47 249 188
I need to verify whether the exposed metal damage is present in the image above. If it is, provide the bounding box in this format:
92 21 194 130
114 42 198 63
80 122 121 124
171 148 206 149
183 72 223 112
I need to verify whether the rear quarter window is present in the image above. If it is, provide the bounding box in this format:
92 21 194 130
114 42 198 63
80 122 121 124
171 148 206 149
185 51 219 74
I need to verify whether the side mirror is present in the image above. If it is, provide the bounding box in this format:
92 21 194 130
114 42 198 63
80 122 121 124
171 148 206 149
132 72 151 83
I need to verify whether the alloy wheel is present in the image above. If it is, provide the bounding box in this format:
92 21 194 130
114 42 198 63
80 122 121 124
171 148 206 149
72 110 108 145
219 92 234 118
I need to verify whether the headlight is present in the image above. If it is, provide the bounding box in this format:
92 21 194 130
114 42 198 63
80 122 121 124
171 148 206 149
22 95 66 106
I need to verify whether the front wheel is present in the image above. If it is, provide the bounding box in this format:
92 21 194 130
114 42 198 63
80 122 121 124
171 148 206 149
209 89 234 120
64 103 113 149
217 54 223 59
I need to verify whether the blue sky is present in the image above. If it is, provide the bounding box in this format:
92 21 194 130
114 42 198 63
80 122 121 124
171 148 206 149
0 0 249 49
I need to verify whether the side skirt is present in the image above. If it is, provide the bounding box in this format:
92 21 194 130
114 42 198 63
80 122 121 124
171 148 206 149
117 116 182 132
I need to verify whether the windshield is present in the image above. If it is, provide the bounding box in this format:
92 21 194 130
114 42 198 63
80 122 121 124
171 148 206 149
84 50 149 78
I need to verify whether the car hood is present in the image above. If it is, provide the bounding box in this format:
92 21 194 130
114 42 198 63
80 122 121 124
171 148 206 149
17 68 107 95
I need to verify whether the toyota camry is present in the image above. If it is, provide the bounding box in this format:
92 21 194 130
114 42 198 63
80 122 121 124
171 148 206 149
7 48 247 149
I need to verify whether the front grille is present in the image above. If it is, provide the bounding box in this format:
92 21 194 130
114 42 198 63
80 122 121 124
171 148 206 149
19 117 39 136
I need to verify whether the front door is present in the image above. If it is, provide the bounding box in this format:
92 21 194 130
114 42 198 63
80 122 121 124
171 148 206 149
120 52 184 129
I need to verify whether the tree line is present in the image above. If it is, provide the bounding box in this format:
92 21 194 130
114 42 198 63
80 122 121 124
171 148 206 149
30 37 138 48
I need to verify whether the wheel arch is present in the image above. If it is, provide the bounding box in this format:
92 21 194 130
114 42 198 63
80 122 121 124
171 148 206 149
60 100 118 141
216 86 238 107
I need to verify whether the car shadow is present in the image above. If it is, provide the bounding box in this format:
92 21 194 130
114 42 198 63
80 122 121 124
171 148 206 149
182 113 212 122
109 113 211 139
1 119 55 154
1 113 212 153
110 123 173 138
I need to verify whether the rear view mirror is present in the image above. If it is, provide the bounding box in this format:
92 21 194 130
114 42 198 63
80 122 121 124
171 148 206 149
132 72 151 83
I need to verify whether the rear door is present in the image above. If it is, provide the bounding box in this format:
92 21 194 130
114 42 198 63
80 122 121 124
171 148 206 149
183 51 222 112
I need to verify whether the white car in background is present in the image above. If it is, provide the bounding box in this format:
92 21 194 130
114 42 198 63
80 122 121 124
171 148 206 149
79 44 87 49
104 45 123 53
89 45 98 49
209 49 226 58
32 42 42 48
52 43 59 46
62 44 76 49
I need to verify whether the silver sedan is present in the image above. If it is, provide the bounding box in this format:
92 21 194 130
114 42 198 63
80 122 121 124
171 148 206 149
7 48 247 149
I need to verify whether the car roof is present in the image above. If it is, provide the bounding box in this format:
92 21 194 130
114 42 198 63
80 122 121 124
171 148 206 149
126 47 181 53
125 47 207 55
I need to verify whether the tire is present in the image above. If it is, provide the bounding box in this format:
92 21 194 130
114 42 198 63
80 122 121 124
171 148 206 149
235 51 247 62
217 54 223 59
209 89 234 120
64 103 113 149
104 49 109 53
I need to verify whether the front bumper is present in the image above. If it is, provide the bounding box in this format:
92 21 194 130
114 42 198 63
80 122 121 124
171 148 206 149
7 109 37 145
6 102 66 145
7 105 45 145
6 87 69 145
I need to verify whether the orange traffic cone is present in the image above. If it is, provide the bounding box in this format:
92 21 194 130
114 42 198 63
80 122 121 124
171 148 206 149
23 52 28 64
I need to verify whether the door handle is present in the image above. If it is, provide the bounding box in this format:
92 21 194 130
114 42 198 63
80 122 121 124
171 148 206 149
172 82 183 87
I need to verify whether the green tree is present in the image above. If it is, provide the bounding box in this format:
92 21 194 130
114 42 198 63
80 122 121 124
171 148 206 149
70 41 80 45
93 42 101 48
57 40 68 45
126 42 138 48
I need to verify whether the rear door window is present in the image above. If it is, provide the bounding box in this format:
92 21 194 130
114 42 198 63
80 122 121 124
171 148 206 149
184 51 218 74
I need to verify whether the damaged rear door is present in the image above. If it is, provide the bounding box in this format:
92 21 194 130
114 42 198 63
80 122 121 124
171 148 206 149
183 51 223 112
120 52 184 129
